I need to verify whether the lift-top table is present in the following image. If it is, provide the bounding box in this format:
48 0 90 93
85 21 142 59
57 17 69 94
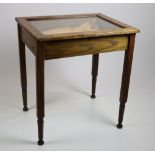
15 13 140 145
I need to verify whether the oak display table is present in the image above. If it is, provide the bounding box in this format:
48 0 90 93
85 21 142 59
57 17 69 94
15 13 139 145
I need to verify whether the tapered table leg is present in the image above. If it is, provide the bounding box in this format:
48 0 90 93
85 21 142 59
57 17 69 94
36 43 45 145
91 53 99 99
17 24 28 111
117 34 136 129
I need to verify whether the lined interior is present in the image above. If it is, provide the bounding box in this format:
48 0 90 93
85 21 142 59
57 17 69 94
30 16 120 35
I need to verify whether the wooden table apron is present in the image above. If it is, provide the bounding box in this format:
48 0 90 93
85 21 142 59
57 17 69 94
16 14 138 145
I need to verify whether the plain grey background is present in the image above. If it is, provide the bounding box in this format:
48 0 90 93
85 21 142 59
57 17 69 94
0 3 155 150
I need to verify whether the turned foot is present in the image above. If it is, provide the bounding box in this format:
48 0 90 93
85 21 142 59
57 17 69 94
37 117 44 146
117 124 123 129
23 107 28 111
91 94 96 99
38 139 44 145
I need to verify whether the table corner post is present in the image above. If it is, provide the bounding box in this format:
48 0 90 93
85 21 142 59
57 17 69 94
17 24 28 112
36 41 45 145
117 34 136 129
91 53 99 99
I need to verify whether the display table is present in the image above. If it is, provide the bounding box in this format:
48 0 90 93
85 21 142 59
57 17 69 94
15 13 140 145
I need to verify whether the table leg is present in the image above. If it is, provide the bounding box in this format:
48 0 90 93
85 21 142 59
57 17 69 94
36 43 45 145
17 24 28 112
91 53 99 98
117 34 136 129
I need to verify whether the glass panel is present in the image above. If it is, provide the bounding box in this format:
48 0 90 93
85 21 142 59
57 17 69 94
30 17 120 35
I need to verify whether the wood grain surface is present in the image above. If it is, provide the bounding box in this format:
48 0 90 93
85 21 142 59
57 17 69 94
45 35 128 59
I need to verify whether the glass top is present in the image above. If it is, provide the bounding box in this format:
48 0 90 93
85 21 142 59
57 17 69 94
30 16 120 36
